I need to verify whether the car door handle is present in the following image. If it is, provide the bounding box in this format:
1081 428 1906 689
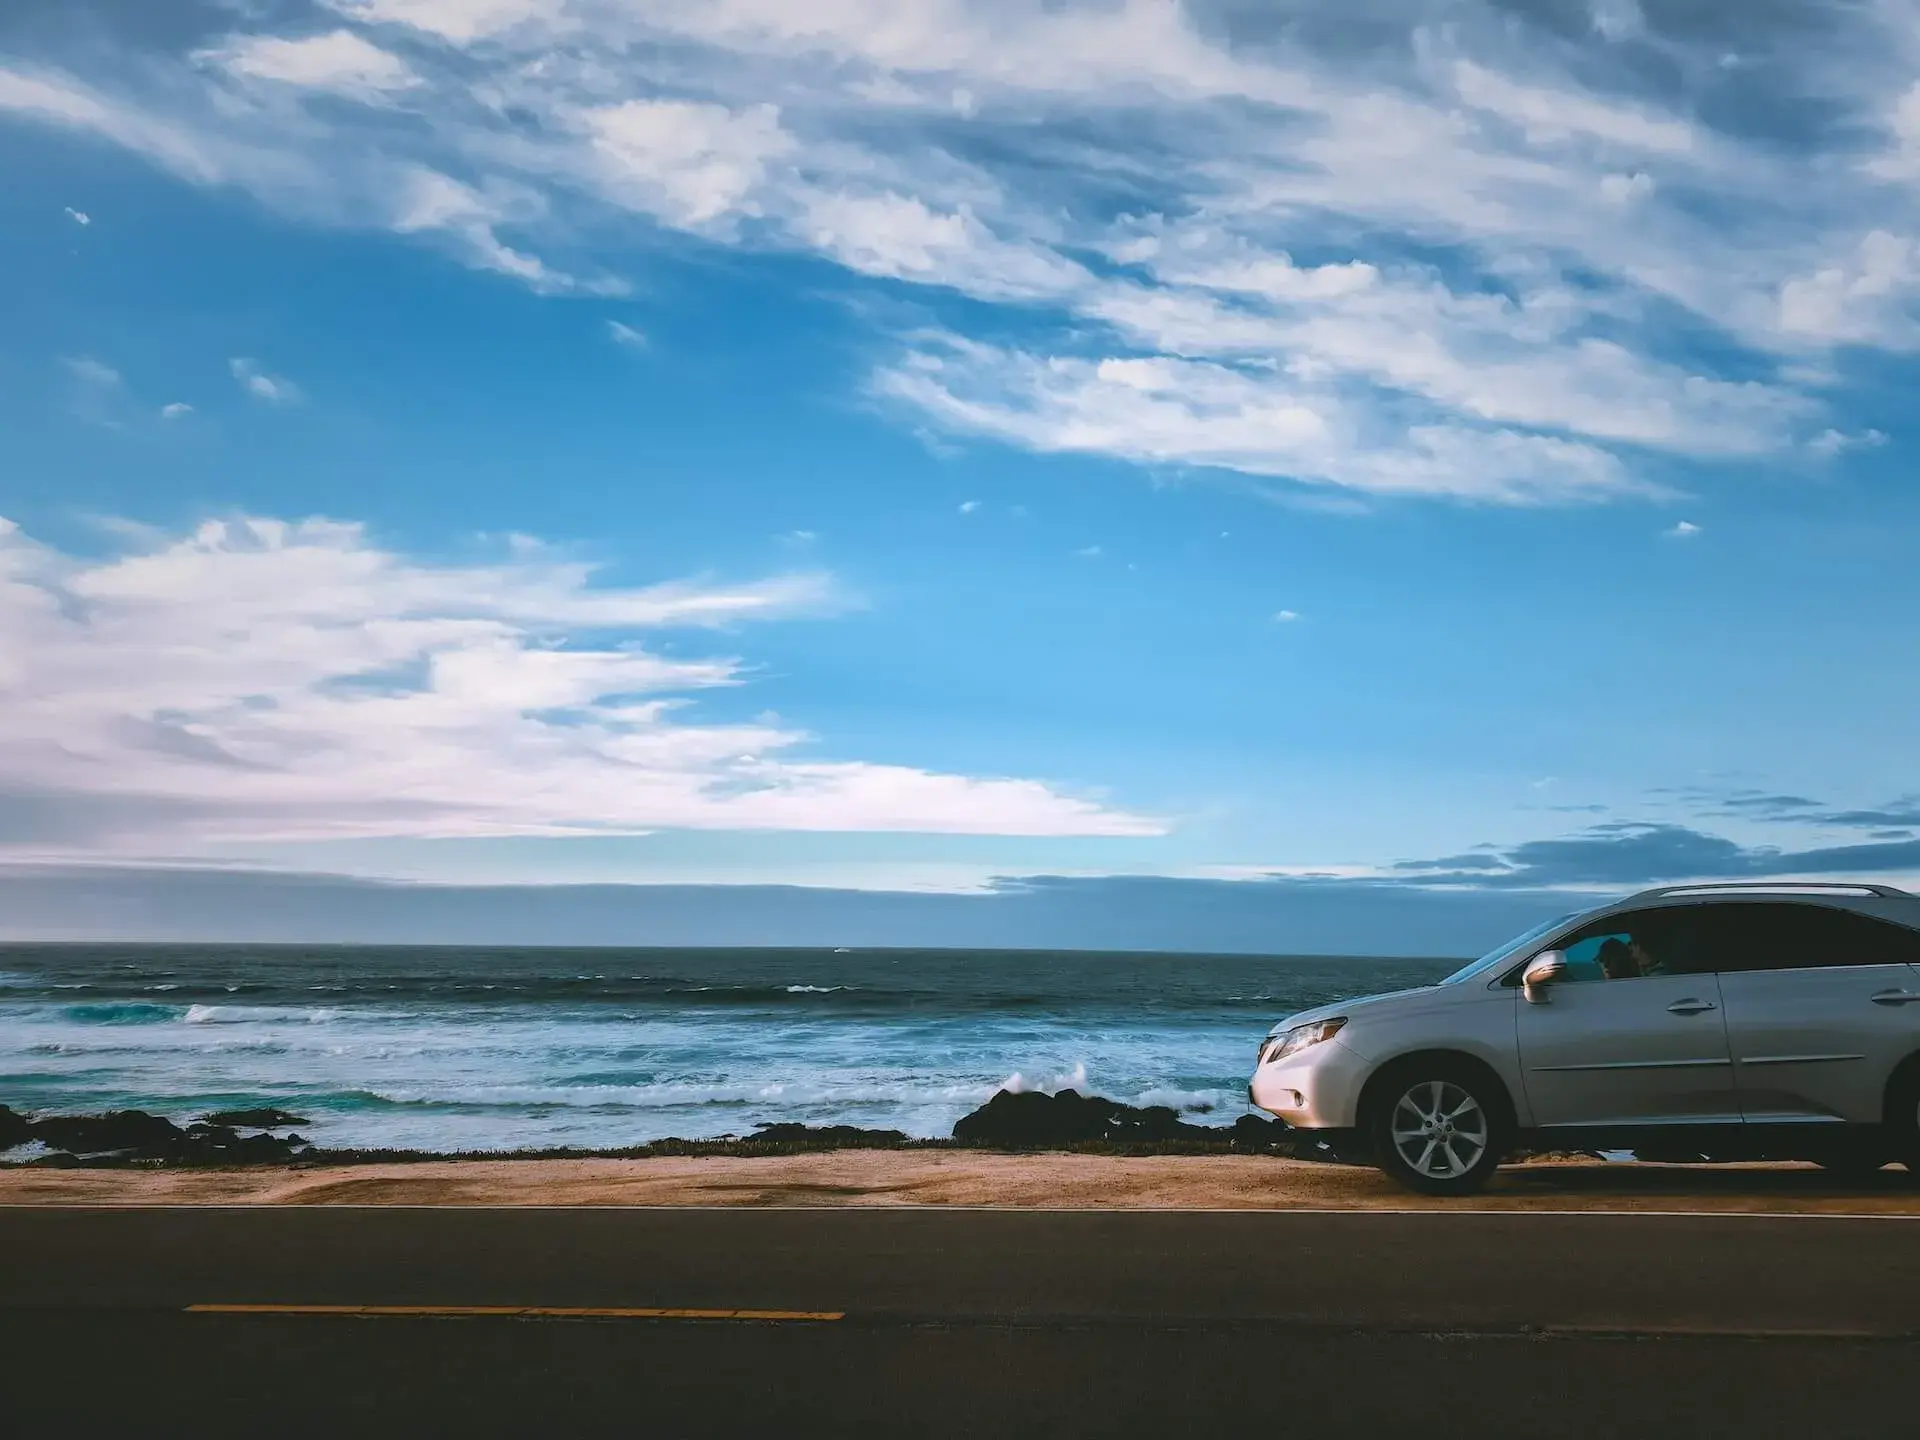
1870 990 1920 1006
1667 998 1717 1015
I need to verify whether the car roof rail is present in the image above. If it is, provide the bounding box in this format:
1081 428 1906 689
1628 880 1915 902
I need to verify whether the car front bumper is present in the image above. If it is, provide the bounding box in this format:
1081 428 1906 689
1249 1036 1370 1130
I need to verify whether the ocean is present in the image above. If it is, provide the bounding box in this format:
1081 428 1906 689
0 945 1458 1152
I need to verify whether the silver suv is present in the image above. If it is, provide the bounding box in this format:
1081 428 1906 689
1249 882 1920 1194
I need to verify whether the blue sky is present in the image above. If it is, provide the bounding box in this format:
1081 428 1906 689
2 0 1919 945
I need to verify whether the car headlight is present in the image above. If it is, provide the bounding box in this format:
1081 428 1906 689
1260 1017 1348 1065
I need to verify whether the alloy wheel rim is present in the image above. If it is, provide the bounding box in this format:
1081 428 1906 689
1390 1080 1488 1179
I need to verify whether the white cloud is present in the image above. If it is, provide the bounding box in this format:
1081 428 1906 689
633 0 1296 103
797 189 1086 301
606 319 646 347
1589 0 1646 43
62 356 120 388
1081 256 1803 458
202 31 420 100
0 66 222 183
1598 171 1654 205
1777 232 1920 348
1808 427 1889 458
1866 83 1920 182
1273 609 1300 623
390 166 602 292
325 0 558 45
63 205 90 225
0 515 1157 849
229 357 301 405
6 1 1915 505
957 500 980 514
1450 60 1696 154
878 336 1650 504
160 402 193 420
581 98 793 230
1665 519 1702 538
62 356 125 426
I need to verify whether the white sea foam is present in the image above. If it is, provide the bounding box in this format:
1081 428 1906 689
998 1061 1090 1097
184 1004 343 1025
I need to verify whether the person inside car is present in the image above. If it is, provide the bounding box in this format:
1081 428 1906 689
1628 935 1668 977
1596 937 1638 980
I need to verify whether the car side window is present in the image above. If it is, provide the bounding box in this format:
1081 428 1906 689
1528 908 1707 983
1703 903 1920 973
1557 930 1632 982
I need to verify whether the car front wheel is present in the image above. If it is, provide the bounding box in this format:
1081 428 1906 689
1367 1066 1507 1196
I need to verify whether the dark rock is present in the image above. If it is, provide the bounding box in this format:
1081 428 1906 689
31 1110 189 1157
952 1089 1117 1146
200 1108 311 1129
1228 1113 1294 1151
1106 1103 1200 1142
0 1104 33 1152
749 1122 909 1147
229 1131 306 1162
952 1088 1240 1148
952 1090 1309 1152
24 1109 308 1165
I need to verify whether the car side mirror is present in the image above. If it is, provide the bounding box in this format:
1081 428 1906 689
1522 951 1568 1004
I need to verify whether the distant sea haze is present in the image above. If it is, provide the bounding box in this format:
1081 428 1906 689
0 946 1455 1152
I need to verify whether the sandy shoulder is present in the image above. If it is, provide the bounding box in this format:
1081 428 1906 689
3 1152 1918 1211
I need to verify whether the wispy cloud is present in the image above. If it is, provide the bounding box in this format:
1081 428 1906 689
61 355 125 426
326 0 553 47
63 204 89 226
605 319 646 348
159 401 192 420
0 514 1157 851
229 357 300 405
1702 790 1920 831
4 1 1918 503
62 356 119 387
1808 427 1889 458
1391 821 1920 888
878 337 1651 504
1665 519 1702 539
197 30 420 102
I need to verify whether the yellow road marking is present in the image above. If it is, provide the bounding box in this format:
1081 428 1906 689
186 1304 843 1322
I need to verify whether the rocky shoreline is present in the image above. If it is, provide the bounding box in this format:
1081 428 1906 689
0 1090 1304 1168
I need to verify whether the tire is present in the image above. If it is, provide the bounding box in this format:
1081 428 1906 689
1885 1067 1920 1175
1366 1063 1508 1196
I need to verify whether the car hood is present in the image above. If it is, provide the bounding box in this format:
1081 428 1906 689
1266 985 1440 1037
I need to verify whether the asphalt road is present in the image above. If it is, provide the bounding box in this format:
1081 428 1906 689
4 1206 1918 1435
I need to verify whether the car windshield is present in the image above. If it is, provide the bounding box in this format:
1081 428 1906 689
1438 913 1579 985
